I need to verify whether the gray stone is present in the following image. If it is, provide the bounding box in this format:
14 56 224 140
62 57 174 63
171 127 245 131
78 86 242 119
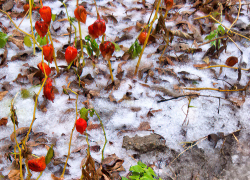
122 133 166 153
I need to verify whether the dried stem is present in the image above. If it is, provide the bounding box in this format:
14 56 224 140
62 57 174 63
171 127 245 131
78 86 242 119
11 93 23 180
199 64 248 71
93 0 100 19
107 59 114 83
47 30 60 73
194 14 250 41
227 0 241 34
29 0 36 55
134 0 161 75
23 54 48 145
61 89 78 178
36 172 43 180
183 79 250 92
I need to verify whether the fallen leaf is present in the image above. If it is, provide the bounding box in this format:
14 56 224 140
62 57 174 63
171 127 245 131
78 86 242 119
0 91 8 101
0 117 7 126
10 127 30 142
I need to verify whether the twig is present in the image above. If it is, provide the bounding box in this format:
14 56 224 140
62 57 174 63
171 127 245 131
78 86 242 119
227 0 241 34
167 137 207 167
194 14 250 41
183 78 250 92
199 64 248 71
198 36 227 47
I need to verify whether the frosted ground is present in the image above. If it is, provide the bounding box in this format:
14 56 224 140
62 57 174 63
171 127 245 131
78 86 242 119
1 0 250 179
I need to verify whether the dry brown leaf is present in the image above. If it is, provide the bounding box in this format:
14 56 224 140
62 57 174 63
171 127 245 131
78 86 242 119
10 127 30 142
8 36 25 50
51 174 64 180
8 170 20 180
0 91 8 101
0 117 8 126
0 47 8 67
138 121 151 131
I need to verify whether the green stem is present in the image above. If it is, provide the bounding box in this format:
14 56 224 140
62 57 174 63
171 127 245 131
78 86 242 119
36 172 43 180
93 110 107 160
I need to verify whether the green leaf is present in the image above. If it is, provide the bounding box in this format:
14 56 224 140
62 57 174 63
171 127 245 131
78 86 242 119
211 11 220 18
45 145 54 165
129 175 140 180
130 165 144 173
0 31 7 39
89 109 94 117
21 89 31 99
79 108 89 121
86 43 93 57
217 25 225 35
85 35 91 41
137 161 147 168
147 167 156 176
24 36 32 47
36 34 47 46
121 178 129 180
91 39 99 51
51 14 56 22
0 38 7 48
112 42 121 52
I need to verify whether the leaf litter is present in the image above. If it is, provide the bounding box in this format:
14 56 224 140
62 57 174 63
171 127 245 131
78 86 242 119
0 0 250 179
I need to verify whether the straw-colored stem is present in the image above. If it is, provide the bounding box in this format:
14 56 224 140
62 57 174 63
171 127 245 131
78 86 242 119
200 64 248 71
61 89 78 178
29 0 36 55
23 59 48 145
107 59 114 83
227 0 241 34
163 10 168 19
36 172 43 180
134 0 161 75
194 14 250 41
25 159 32 180
93 0 100 19
11 93 23 180
47 30 59 73
0 9 32 38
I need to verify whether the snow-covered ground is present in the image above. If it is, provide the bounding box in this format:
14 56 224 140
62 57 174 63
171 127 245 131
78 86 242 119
1 0 250 179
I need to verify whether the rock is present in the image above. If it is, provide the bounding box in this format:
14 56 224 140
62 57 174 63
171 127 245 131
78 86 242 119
122 133 166 153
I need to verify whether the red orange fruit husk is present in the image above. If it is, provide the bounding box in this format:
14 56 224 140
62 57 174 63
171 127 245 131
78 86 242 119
37 62 51 76
65 46 78 64
43 44 54 63
43 78 55 102
100 41 115 60
39 6 52 24
35 21 48 38
28 156 46 172
138 32 147 45
74 6 87 24
75 118 87 134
